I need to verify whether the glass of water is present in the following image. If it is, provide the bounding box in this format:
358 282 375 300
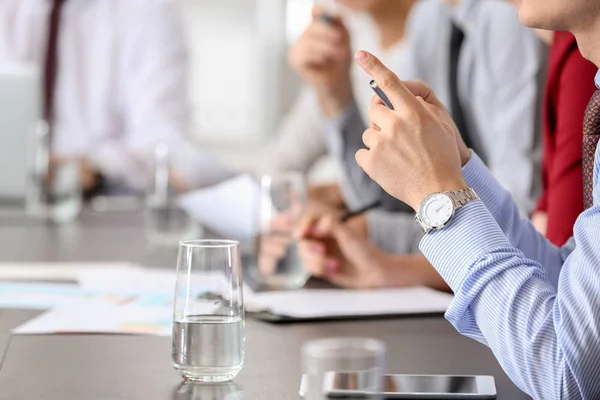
26 121 82 224
251 172 309 289
172 240 245 383
145 143 201 246
302 338 386 400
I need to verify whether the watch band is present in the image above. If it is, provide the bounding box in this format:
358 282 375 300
446 187 480 210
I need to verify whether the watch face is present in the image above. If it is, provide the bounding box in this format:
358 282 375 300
420 194 454 228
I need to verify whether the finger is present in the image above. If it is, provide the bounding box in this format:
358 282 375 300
368 102 396 132
259 235 291 259
354 50 418 109
371 94 385 107
362 128 379 150
403 80 446 110
295 214 319 239
368 96 384 130
298 241 328 276
312 214 335 237
355 148 371 173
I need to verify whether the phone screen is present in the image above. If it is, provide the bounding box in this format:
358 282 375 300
327 372 479 395
383 375 478 394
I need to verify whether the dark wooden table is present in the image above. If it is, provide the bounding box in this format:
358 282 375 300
0 209 528 399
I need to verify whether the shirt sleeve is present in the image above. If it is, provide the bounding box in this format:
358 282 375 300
462 153 567 289
93 0 234 190
419 197 600 399
544 49 596 245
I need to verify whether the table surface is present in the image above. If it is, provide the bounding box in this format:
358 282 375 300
0 209 529 400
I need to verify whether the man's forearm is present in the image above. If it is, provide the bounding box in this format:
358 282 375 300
462 152 564 287
420 201 600 399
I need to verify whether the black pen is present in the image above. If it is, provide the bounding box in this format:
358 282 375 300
319 14 335 25
340 200 382 223
370 80 394 110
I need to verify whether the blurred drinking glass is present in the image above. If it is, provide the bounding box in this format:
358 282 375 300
252 172 309 289
302 338 386 400
26 121 82 223
145 143 201 246
172 240 245 383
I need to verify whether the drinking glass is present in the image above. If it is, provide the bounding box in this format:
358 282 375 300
26 122 82 223
302 338 386 400
172 240 245 383
145 143 201 246
251 172 309 289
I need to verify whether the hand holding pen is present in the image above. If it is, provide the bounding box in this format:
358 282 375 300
288 5 353 117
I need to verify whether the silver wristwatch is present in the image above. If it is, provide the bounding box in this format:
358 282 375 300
415 188 480 233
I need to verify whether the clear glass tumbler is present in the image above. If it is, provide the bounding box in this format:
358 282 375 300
251 172 309 289
302 338 386 400
26 121 82 224
172 240 245 383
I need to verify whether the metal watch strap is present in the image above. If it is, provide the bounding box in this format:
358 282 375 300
446 187 480 211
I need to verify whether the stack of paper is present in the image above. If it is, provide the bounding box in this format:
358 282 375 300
13 301 173 336
246 287 453 319
178 174 261 241
3 261 453 336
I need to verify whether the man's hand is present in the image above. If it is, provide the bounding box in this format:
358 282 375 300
297 214 387 289
288 6 353 118
354 51 468 210
297 213 450 291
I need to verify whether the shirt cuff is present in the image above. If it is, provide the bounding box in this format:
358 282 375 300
419 201 512 291
462 152 508 216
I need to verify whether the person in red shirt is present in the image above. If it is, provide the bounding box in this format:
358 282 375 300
531 31 597 246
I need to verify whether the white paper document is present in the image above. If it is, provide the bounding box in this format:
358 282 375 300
77 268 254 299
178 174 261 241
0 262 141 282
245 287 453 318
13 301 173 336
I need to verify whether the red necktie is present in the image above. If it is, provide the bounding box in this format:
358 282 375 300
43 0 66 126
583 90 600 209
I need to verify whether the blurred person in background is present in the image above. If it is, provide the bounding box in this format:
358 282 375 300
530 30 597 245
248 0 418 211
297 0 547 289
0 0 231 196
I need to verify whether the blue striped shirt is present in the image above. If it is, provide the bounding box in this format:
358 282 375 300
419 143 600 399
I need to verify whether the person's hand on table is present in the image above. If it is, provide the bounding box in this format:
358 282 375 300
297 213 385 288
288 5 353 118
354 51 470 210
297 213 450 291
